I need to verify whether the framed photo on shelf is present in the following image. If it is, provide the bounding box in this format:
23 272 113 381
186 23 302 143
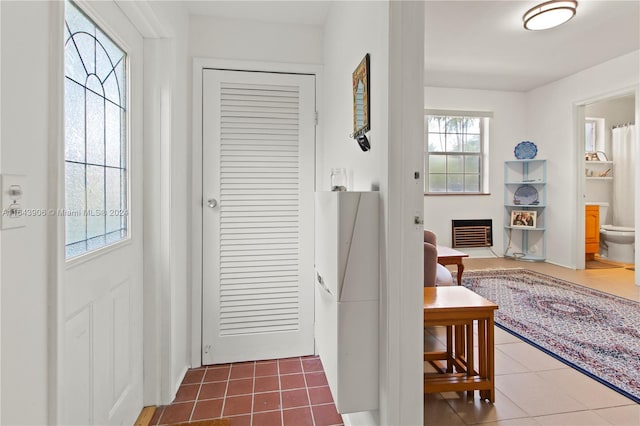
510 210 536 228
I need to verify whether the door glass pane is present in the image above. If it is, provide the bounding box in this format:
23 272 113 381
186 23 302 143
103 73 120 106
64 0 127 259
105 168 121 234
71 32 95 75
64 80 85 163
65 162 86 244
86 165 105 239
85 86 105 165
64 40 86 84
105 102 121 167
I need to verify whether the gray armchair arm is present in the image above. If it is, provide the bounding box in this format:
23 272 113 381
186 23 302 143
424 242 438 287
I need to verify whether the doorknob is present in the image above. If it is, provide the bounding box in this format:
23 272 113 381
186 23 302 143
207 198 218 208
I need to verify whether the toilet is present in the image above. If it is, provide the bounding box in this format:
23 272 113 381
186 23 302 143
600 225 635 264
594 202 636 264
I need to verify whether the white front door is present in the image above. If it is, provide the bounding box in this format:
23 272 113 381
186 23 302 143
202 69 316 364
61 1 143 424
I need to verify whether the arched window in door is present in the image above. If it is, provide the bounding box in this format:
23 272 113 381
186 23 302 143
64 0 128 259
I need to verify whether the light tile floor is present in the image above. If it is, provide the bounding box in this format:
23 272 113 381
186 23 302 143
424 258 640 426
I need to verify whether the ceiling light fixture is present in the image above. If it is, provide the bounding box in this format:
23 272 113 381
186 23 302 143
523 0 578 31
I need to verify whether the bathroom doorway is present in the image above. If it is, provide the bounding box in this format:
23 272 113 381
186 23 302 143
577 92 637 271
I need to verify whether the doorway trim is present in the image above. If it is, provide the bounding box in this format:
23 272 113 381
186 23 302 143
573 85 639 275
191 58 323 366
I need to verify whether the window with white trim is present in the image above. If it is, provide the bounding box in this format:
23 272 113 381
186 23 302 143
64 0 128 258
425 111 491 194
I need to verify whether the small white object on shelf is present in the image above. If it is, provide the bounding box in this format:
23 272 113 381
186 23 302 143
330 168 347 191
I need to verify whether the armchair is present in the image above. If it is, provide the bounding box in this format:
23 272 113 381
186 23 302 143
424 230 454 287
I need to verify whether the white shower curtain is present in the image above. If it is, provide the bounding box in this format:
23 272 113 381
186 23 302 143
612 124 636 227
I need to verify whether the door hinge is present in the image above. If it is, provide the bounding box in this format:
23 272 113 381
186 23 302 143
315 111 319 126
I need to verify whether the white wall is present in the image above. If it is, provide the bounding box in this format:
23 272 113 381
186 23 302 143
142 0 191 405
423 87 527 257
0 2 3 419
320 4 389 191
322 3 387 423
189 15 323 65
1 1 50 423
164 4 191 404
526 50 640 268
323 2 424 425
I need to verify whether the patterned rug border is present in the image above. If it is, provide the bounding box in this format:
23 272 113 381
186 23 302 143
462 267 639 304
461 268 640 404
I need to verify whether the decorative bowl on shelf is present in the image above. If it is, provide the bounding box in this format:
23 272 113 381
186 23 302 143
514 141 538 159
514 185 539 205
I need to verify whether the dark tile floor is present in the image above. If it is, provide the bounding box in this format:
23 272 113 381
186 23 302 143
150 356 344 426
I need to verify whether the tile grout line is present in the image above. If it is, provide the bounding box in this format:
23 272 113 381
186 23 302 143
301 357 317 426
278 358 284 426
249 360 256 426
154 406 164 426
220 363 232 420
188 371 205 422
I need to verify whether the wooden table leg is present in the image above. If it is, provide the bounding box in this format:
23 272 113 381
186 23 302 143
455 324 464 368
456 261 464 286
479 316 496 403
446 325 453 373
478 318 487 398
466 321 474 399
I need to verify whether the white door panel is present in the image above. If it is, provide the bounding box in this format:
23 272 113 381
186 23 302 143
202 69 315 364
63 308 92 425
61 1 143 424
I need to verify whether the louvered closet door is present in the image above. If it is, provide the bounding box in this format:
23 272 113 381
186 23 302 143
202 69 316 364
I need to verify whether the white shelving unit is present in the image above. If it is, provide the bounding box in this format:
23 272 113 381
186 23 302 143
314 191 379 414
585 160 613 181
504 159 546 261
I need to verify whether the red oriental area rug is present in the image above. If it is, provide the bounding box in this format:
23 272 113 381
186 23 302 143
462 268 640 403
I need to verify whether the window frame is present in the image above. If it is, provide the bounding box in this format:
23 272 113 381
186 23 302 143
63 0 130 260
424 109 492 195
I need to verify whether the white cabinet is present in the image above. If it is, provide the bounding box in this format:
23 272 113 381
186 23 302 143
314 191 379 414
504 159 546 261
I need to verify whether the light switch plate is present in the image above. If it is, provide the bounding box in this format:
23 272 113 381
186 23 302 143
1 174 27 230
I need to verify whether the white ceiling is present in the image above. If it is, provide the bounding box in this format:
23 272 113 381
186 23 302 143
425 0 640 92
181 0 640 92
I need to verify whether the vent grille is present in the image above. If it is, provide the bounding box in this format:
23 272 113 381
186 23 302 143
451 219 493 248
218 81 301 336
